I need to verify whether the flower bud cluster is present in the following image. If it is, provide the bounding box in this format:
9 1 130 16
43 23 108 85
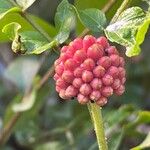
54 35 126 106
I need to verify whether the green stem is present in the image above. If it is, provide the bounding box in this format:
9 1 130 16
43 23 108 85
88 103 108 150
110 0 131 23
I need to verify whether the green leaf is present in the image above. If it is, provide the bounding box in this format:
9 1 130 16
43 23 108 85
0 0 21 20
105 7 150 57
54 0 76 43
16 0 37 10
108 130 124 150
4 56 40 90
0 13 56 42
78 8 107 32
3 94 23 125
35 142 66 150
12 89 37 112
2 22 57 54
2 22 21 40
131 132 150 150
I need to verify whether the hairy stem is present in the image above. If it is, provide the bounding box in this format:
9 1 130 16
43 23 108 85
110 0 131 23
88 103 108 150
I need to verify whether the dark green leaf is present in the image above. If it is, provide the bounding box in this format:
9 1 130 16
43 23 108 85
54 0 75 43
78 8 107 32
0 0 21 20
16 0 37 10
108 129 124 150
131 132 150 150
105 7 150 57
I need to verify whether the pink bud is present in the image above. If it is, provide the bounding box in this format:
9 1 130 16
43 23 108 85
54 59 61 67
102 74 113 86
98 56 111 69
96 97 108 106
101 86 113 97
73 50 87 63
72 78 83 88
112 79 121 89
90 91 101 101
56 86 61 92
56 78 68 89
118 67 126 78
90 78 102 90
87 44 104 60
55 64 64 75
106 46 119 55
79 83 92 96
60 52 71 62
65 85 78 98
61 46 68 53
96 36 109 49
93 65 105 78
70 38 83 50
81 58 95 71
77 94 89 104
115 85 125 95
110 54 120 67
121 77 126 84
59 89 69 100
62 71 74 83
53 74 59 81
67 45 76 55
107 66 119 78
82 70 93 83
64 58 79 70
119 57 125 67
83 35 96 51
74 67 83 78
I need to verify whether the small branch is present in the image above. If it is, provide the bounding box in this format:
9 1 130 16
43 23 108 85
20 12 51 42
101 0 117 13
79 0 117 38
88 103 108 150
110 0 131 23
37 65 55 90
0 112 21 145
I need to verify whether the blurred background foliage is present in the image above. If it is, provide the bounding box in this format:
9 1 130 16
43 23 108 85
0 0 150 150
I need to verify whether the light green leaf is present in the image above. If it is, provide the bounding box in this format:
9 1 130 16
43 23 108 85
12 89 37 112
105 7 150 57
131 132 150 150
54 0 76 43
35 142 66 150
0 13 56 42
4 57 40 90
2 22 57 54
16 0 37 10
2 22 21 40
78 8 107 32
0 0 21 20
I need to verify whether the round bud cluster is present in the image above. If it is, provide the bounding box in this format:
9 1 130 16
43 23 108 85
54 35 126 106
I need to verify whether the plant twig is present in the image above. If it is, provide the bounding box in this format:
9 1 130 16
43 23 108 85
21 12 51 42
0 113 21 145
88 103 108 150
0 63 55 146
110 0 131 23
79 0 117 38
36 65 55 90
